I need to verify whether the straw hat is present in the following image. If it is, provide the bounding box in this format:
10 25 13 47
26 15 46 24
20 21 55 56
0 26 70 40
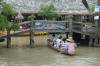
66 37 74 42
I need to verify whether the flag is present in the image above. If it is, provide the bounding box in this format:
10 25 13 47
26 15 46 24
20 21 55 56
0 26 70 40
82 0 90 10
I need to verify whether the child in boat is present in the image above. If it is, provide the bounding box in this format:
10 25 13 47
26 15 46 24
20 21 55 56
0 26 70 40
66 37 77 55
60 38 67 52
55 36 62 48
50 34 57 46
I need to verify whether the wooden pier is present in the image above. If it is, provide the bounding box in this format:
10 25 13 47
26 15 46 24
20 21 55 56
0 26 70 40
0 20 99 48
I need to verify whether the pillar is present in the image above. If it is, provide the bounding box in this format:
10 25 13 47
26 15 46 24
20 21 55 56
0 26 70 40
7 29 11 48
89 37 93 47
30 22 34 48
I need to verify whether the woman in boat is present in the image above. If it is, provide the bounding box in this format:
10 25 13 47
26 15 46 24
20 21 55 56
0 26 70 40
66 37 77 55
60 38 67 52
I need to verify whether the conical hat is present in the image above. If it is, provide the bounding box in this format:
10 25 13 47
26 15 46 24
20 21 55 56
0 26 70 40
66 37 74 42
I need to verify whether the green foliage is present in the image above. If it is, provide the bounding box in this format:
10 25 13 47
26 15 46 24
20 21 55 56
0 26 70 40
85 22 95 25
28 15 35 20
2 2 16 16
0 14 11 31
88 4 95 15
10 24 20 31
38 3 59 20
0 1 19 32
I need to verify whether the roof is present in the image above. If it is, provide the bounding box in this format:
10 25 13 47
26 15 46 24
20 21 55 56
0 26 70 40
4 0 97 15
15 11 24 20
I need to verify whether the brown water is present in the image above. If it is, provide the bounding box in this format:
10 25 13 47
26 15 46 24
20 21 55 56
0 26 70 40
0 35 100 66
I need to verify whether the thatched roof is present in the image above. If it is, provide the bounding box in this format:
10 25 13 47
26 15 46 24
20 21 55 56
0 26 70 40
4 0 97 15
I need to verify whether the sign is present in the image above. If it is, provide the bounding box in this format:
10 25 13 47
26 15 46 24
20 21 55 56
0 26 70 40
94 6 100 12
35 22 66 30
94 6 100 20
94 16 99 20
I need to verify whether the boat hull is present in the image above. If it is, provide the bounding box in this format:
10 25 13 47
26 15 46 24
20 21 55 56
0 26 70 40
47 39 67 54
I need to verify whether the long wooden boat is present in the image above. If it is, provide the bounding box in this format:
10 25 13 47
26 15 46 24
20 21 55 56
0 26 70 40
0 30 48 35
47 39 68 55
47 39 61 52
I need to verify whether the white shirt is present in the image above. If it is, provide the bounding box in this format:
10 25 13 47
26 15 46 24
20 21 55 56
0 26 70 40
56 39 62 48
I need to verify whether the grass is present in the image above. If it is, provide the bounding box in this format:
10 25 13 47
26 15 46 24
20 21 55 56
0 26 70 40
85 22 96 26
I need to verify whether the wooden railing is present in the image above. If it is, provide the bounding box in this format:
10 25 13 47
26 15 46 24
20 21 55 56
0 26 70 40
0 21 98 38
72 22 97 36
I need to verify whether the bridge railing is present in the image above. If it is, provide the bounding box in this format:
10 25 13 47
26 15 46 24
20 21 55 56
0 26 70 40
0 20 98 38
72 22 97 35
33 20 69 32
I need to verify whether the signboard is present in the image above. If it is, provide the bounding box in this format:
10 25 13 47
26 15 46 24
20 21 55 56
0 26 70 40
35 22 66 30
94 6 100 20
94 6 100 12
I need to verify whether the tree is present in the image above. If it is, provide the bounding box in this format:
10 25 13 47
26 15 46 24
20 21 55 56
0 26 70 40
28 14 35 21
0 1 20 48
0 2 20 31
88 4 95 15
38 3 59 20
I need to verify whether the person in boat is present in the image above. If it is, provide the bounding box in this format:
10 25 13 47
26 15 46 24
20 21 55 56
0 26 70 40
55 36 62 48
66 37 77 55
50 34 57 46
60 38 67 52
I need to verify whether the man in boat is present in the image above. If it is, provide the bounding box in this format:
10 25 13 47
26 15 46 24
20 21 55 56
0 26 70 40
66 37 77 55
50 34 57 46
55 36 62 48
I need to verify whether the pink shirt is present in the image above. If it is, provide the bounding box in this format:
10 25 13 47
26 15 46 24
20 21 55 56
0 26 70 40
66 42 76 54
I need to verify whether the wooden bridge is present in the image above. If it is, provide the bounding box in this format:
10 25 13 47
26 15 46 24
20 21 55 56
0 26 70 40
0 20 99 48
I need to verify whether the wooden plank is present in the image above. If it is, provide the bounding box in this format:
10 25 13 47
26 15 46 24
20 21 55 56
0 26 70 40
18 21 31 25
33 29 69 32
0 29 30 39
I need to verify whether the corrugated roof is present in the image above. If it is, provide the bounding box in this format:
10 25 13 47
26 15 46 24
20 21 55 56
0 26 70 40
4 0 97 14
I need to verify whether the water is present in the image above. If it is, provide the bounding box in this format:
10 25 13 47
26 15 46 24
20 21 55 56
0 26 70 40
0 35 100 66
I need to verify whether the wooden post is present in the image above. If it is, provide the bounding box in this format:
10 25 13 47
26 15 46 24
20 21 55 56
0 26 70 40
94 38 98 46
69 21 73 37
94 20 99 46
30 21 34 48
99 36 100 45
66 32 69 38
89 37 93 47
7 29 11 48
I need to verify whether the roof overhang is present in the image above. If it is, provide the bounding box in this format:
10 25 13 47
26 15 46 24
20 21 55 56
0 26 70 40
20 11 89 16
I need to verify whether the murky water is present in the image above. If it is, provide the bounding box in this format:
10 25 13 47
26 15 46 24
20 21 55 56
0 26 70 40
0 35 100 66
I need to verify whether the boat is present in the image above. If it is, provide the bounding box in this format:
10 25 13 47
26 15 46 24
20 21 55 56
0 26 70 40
0 38 5 42
47 39 67 54
0 30 48 36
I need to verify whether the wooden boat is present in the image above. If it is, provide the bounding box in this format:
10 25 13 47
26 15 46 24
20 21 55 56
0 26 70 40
0 30 48 35
47 39 68 54
0 38 5 42
47 39 61 52
47 39 76 56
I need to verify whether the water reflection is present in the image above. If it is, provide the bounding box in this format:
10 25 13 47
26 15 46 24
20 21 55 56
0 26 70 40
0 35 100 66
